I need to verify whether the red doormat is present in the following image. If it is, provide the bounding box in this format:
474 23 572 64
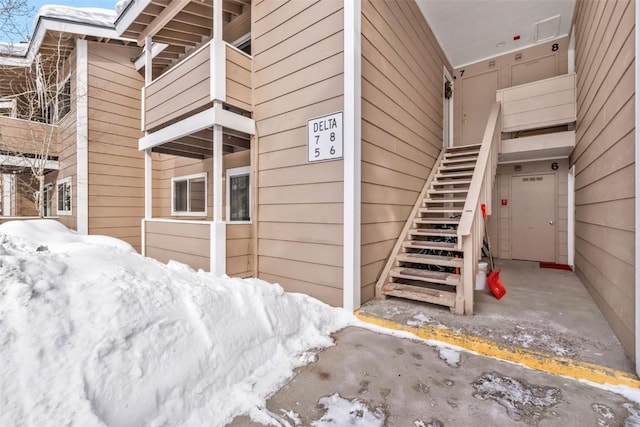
540 262 572 271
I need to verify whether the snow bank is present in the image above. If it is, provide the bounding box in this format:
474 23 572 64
0 220 353 426
36 5 117 28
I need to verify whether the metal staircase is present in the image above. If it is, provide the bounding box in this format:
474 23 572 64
378 144 481 314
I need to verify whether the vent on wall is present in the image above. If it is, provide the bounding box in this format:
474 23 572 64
535 15 561 42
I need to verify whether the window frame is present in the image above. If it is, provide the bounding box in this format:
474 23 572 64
226 166 251 223
171 172 207 217
44 75 71 124
43 183 53 217
56 177 72 216
57 76 71 121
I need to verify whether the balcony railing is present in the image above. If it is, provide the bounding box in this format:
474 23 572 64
0 115 60 157
144 40 252 132
497 73 576 133
496 73 576 162
143 218 252 277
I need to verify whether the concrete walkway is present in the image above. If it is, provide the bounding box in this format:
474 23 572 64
359 259 636 381
231 326 640 426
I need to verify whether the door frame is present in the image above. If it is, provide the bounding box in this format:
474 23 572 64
443 67 454 148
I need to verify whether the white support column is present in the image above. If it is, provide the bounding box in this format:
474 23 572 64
210 0 226 102
144 148 152 219
142 37 153 257
210 115 226 275
343 0 362 311
213 0 222 40
634 0 640 376
144 36 153 84
76 38 89 235
567 166 575 267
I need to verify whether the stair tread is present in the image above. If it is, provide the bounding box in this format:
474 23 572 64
403 240 461 251
423 198 467 204
419 211 463 217
390 267 461 285
428 189 469 194
396 253 464 267
444 151 480 159
414 217 460 224
382 282 456 307
436 170 474 176
433 180 472 186
408 228 457 236
446 144 482 152
442 158 478 165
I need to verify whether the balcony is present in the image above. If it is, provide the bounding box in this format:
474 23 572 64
143 218 252 278
0 115 60 161
496 73 576 162
144 40 252 132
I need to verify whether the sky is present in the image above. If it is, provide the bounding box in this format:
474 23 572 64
7 0 118 42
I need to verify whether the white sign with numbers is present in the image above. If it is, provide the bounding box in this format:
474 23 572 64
307 111 343 162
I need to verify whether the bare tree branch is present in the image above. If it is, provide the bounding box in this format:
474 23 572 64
0 0 33 43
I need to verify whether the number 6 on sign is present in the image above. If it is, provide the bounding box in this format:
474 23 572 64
307 111 343 162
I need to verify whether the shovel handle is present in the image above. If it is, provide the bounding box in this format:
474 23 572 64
481 203 487 219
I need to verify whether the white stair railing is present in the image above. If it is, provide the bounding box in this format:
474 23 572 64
457 102 501 314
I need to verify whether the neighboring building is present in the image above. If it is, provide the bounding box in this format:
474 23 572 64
112 0 635 372
0 6 145 250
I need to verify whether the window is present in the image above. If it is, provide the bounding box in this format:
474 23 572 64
226 166 250 222
171 173 207 216
43 183 53 216
58 78 71 119
44 77 71 124
56 178 71 215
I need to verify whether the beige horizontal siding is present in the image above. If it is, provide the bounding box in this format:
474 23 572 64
225 45 252 111
145 44 211 131
55 50 78 232
572 0 635 358
87 42 144 250
227 223 252 277
498 74 576 132
253 0 344 305
360 0 450 301
145 220 210 271
0 117 59 157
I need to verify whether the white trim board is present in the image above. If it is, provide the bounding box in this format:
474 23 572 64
343 0 362 311
0 155 58 170
138 104 255 150
634 0 640 376
0 18 134 67
76 39 89 234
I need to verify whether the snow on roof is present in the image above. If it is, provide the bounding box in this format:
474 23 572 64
115 0 133 15
36 5 117 28
0 220 354 425
0 41 29 57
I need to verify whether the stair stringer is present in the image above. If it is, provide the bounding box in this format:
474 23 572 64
374 148 447 300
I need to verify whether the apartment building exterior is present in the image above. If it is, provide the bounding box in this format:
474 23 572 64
0 7 145 250
67 0 637 371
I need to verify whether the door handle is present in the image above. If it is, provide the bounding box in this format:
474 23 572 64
549 220 554 225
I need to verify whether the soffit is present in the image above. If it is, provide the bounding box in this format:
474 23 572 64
118 0 248 76
417 0 576 68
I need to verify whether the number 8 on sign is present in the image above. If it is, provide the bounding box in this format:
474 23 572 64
307 111 343 162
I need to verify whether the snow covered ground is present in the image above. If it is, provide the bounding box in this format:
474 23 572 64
0 220 354 426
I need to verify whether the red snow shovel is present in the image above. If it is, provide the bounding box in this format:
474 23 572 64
481 203 506 300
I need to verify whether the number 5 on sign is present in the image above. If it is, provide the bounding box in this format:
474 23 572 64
307 111 343 162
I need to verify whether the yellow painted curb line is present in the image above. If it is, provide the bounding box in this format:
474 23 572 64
355 310 640 389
